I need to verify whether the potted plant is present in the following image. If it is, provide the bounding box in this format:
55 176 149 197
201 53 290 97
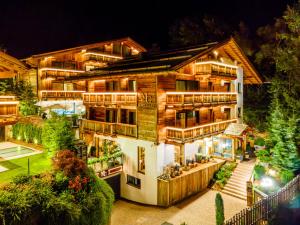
235 147 243 162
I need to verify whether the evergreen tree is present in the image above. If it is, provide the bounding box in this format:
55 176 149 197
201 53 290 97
263 1 300 174
215 193 225 225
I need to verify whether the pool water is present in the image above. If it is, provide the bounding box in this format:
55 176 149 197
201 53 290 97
0 146 35 159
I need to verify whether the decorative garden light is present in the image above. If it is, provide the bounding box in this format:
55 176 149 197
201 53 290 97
261 177 273 188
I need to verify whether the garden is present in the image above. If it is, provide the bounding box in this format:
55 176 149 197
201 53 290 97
0 150 114 225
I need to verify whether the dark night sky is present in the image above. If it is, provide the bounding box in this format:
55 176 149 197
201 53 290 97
0 0 295 58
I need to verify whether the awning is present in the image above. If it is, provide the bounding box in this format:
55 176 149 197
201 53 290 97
224 123 248 136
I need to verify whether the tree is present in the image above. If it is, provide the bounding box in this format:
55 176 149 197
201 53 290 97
258 1 300 174
0 79 38 115
42 112 75 153
168 15 232 48
215 193 225 225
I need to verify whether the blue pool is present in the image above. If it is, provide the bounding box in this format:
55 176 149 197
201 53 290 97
0 146 36 159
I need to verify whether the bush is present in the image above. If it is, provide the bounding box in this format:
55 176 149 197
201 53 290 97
215 193 225 225
0 155 114 225
213 162 237 189
12 122 42 144
42 112 75 153
279 170 294 184
255 149 271 163
53 150 88 177
254 164 266 180
254 137 265 146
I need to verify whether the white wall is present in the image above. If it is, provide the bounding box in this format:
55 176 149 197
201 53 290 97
236 66 243 124
95 134 159 205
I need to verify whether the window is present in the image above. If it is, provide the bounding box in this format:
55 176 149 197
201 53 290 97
238 107 241 118
105 81 119 91
120 109 136 125
176 80 199 91
237 82 241 93
106 109 117 123
138 147 145 174
127 175 141 188
128 80 136 91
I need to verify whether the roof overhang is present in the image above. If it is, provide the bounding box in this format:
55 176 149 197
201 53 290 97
172 37 263 85
26 37 146 60
0 51 28 78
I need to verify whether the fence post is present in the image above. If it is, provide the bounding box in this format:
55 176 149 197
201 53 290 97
247 180 253 206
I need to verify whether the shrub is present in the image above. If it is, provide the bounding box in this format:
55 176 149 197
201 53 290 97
42 112 75 153
254 164 266 180
254 137 265 146
0 157 114 225
213 162 237 189
12 174 32 184
53 150 87 177
215 193 225 225
255 149 271 163
279 170 294 184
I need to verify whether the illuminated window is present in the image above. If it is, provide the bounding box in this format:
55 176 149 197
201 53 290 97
127 175 141 188
138 146 145 174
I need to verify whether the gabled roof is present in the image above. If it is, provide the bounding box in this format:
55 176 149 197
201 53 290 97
25 37 146 59
70 38 263 84
0 51 28 78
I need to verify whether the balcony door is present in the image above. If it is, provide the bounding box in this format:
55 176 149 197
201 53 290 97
106 109 117 123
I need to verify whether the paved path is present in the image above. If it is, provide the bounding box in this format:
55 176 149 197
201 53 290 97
111 190 246 225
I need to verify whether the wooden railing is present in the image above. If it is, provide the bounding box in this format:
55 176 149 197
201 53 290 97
166 92 237 105
83 92 137 105
166 119 237 142
225 174 300 225
40 90 85 99
0 115 18 125
81 119 137 138
195 61 237 77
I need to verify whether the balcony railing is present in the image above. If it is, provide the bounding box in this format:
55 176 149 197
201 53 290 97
166 119 237 142
40 90 85 99
81 119 137 138
195 61 237 77
83 92 137 106
166 92 237 105
0 115 18 125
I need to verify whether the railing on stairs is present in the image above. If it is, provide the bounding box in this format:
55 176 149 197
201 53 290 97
224 174 300 225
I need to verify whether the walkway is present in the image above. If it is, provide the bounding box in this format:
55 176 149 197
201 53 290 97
111 190 246 225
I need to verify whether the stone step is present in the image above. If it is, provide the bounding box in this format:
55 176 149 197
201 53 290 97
224 183 246 192
222 189 247 201
223 186 246 196
227 179 248 186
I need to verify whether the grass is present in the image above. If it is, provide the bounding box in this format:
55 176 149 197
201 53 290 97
0 152 52 183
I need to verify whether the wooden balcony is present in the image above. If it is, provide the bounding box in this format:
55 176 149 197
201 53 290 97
83 92 137 106
0 115 18 125
195 61 237 78
166 119 237 142
166 92 237 106
0 96 18 125
40 90 85 99
81 119 137 138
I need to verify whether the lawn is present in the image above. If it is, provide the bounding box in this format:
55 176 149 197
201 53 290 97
0 152 52 183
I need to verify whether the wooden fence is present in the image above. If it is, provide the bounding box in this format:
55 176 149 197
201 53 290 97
224 174 300 225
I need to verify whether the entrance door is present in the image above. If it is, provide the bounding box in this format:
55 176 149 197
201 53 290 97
103 174 121 200
0 127 5 142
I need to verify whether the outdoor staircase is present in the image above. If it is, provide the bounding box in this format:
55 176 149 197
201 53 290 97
222 161 255 201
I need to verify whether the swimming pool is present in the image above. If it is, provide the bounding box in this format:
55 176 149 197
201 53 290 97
0 146 37 160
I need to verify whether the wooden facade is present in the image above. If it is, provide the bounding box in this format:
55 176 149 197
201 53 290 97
157 159 224 207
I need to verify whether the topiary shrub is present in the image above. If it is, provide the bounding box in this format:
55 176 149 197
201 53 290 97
279 170 294 184
254 164 266 180
254 137 265 146
215 193 225 225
